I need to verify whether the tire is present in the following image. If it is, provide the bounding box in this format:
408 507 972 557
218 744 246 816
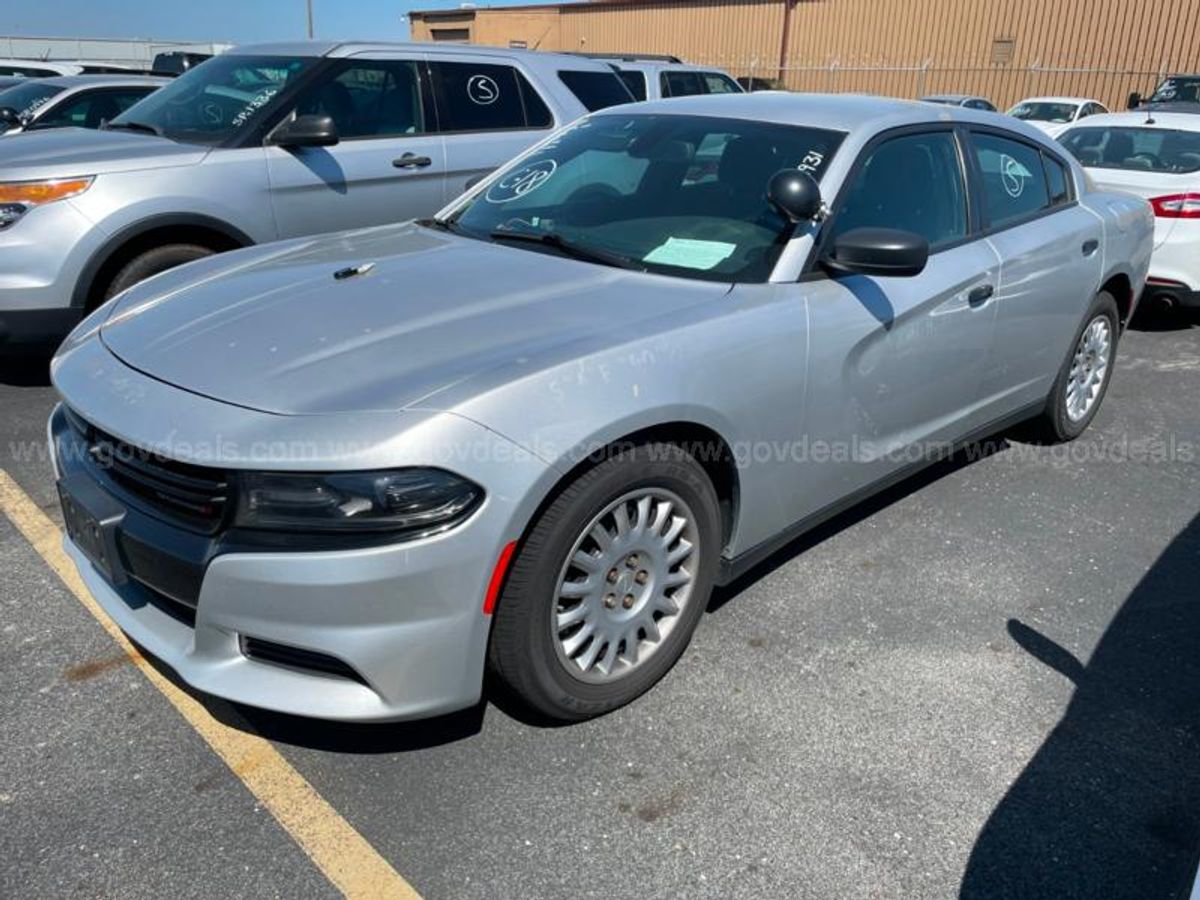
1034 290 1120 443
488 442 722 722
102 244 216 302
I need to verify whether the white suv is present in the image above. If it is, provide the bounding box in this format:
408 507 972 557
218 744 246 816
579 54 742 102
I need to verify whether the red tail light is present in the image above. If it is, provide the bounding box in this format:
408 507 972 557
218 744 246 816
1149 193 1200 218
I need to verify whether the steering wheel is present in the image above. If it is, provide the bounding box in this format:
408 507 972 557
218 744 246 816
1129 152 1161 168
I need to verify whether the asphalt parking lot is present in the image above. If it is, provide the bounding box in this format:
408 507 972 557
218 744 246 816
1 311 1197 900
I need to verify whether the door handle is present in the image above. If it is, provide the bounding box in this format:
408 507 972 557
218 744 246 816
1082 239 1100 257
968 284 995 306
393 153 432 169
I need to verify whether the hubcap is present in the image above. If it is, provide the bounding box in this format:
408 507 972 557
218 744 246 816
1065 316 1111 422
552 488 699 683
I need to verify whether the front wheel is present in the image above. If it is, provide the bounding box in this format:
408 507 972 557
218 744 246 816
488 443 721 722
1034 290 1119 442
102 243 215 302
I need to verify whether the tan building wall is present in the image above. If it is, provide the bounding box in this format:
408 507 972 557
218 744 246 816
410 0 1200 110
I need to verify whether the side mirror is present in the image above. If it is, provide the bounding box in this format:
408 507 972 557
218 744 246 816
823 227 929 278
767 169 822 223
269 114 339 148
1127 92 1142 110
0 107 20 130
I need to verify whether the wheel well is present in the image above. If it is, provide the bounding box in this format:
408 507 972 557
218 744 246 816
83 224 245 311
1101 273 1133 327
538 423 741 553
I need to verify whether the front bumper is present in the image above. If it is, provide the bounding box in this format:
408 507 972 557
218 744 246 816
63 513 499 722
0 200 104 345
48 339 554 721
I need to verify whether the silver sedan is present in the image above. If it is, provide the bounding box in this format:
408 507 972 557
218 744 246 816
50 93 1153 722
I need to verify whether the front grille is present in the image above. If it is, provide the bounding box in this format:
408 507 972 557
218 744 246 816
240 637 368 685
66 408 231 533
141 583 198 628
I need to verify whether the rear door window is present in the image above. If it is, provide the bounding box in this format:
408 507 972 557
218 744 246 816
701 72 742 94
428 61 550 132
616 69 647 101
970 132 1052 229
661 70 707 98
557 70 634 111
1043 154 1071 206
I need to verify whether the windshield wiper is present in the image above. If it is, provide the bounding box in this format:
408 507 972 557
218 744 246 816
489 227 644 271
102 120 164 137
418 217 464 235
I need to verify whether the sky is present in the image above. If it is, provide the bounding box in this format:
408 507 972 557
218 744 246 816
6 0 560 44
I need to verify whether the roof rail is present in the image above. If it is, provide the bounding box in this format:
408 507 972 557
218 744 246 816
570 52 684 64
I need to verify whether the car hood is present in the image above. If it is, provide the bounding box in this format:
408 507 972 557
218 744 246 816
0 127 206 179
100 223 730 415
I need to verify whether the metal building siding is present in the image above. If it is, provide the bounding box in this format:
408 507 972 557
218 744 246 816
783 0 1199 68
777 0 1200 107
418 0 1200 109
559 1 784 66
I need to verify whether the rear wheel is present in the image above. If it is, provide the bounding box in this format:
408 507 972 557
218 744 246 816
1034 290 1119 442
488 443 721 721
102 243 215 302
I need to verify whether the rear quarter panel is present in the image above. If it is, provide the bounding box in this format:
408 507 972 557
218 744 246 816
1082 189 1154 311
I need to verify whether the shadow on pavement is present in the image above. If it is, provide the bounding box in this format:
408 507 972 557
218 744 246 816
0 349 53 387
709 436 1011 611
960 513 1200 900
1128 305 1200 333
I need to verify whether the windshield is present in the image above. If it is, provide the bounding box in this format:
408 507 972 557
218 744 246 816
109 54 315 144
1148 76 1200 105
448 113 843 283
0 81 64 124
1009 101 1078 122
1060 126 1200 174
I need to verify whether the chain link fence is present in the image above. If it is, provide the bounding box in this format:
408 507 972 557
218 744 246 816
696 58 1172 112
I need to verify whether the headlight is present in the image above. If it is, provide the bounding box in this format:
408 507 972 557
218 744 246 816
234 469 483 535
0 177 94 230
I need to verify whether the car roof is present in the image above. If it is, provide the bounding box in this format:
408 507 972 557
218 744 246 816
1014 96 1097 105
229 41 618 70
1060 110 1200 132
603 91 1047 139
920 94 981 103
614 60 725 73
0 58 80 72
35 74 169 89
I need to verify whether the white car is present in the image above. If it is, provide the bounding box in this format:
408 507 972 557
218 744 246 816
1060 111 1200 312
1008 96 1108 137
0 58 83 78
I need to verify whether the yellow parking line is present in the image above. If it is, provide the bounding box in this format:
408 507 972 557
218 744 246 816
0 470 420 900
